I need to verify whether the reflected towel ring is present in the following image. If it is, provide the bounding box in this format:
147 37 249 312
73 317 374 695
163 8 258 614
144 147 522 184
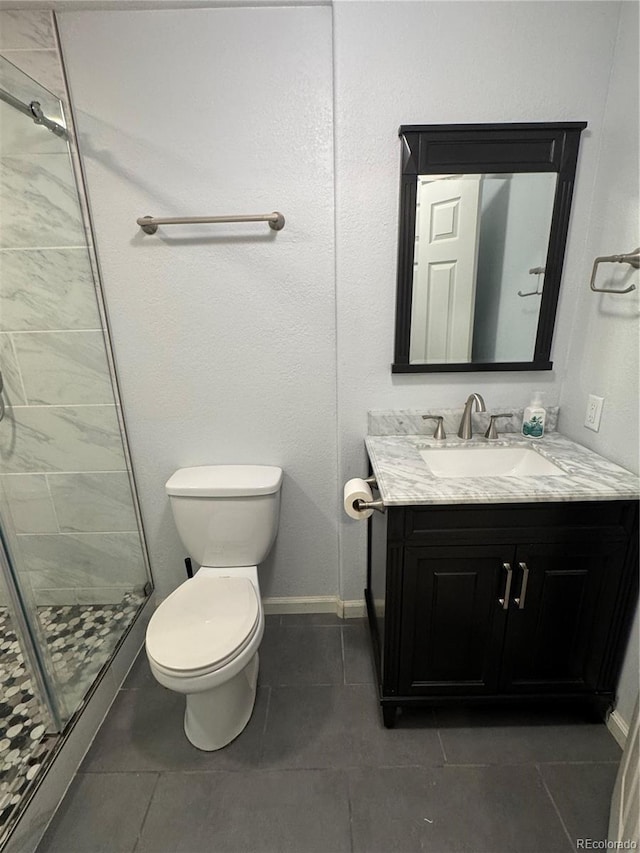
518 266 546 298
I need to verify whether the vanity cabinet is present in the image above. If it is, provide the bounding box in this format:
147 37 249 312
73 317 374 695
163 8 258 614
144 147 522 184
366 500 638 727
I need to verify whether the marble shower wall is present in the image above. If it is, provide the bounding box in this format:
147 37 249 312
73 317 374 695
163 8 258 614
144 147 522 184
0 11 147 605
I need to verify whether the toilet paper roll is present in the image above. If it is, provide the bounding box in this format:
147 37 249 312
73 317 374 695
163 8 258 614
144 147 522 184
343 478 374 520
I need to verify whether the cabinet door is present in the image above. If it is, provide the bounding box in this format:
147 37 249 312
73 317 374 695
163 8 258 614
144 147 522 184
398 546 511 695
500 541 625 694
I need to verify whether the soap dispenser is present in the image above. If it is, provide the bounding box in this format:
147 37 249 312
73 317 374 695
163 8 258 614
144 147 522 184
522 393 546 438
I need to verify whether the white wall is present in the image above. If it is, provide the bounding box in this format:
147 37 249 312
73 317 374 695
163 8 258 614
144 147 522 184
557 1 639 729
558 2 639 474
57 6 337 599
333 0 623 600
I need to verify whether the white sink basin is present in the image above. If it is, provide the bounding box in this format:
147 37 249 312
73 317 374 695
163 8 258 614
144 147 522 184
419 446 565 479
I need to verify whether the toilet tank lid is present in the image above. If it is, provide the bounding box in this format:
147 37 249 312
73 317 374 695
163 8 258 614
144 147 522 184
166 465 283 497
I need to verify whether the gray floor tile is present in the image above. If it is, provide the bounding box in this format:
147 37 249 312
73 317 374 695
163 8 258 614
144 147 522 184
342 620 375 684
260 684 444 769
136 769 351 853
259 623 343 686
122 650 156 689
540 762 619 846
36 772 157 853
349 764 573 853
81 682 269 773
36 615 620 853
436 705 621 765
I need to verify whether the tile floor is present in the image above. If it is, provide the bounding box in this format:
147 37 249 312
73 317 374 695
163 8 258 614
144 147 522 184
36 614 621 853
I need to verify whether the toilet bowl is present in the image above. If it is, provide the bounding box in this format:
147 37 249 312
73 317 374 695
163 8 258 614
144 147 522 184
145 465 282 751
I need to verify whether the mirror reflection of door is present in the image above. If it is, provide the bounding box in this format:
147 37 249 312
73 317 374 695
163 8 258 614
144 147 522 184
410 175 481 363
409 172 557 365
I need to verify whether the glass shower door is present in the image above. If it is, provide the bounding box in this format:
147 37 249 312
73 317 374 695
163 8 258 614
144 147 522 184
0 53 152 833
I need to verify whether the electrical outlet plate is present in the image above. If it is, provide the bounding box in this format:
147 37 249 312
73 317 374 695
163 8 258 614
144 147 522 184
585 394 604 432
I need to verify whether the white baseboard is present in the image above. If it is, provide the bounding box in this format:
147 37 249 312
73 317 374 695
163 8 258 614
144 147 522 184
340 599 367 619
607 709 629 749
263 596 336 615
262 596 366 619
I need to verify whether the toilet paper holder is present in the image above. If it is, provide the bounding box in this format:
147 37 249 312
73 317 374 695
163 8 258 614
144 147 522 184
354 476 385 514
353 497 385 514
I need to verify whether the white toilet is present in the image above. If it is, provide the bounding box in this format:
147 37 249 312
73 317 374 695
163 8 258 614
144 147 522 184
145 464 283 751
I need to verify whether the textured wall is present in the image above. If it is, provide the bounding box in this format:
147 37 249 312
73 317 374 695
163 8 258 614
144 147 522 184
57 6 337 600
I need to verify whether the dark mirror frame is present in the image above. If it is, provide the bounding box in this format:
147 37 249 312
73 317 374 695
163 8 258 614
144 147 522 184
392 122 587 373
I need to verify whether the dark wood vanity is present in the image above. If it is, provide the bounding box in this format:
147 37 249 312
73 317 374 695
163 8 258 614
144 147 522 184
366 498 638 727
367 118 636 729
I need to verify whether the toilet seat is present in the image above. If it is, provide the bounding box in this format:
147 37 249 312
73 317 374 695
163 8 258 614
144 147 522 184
146 575 260 678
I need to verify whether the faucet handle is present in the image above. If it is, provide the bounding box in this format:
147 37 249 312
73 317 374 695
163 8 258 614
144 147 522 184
484 413 513 440
422 415 446 440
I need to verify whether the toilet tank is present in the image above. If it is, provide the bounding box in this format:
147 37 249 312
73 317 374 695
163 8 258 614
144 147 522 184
165 465 283 568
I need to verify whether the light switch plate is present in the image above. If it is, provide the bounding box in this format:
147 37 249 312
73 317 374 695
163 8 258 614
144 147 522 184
585 395 604 431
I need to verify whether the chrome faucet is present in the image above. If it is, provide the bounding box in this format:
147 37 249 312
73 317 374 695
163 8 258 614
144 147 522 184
457 393 486 440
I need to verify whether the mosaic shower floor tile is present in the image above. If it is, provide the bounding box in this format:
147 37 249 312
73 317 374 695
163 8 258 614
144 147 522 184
0 608 53 834
0 592 144 840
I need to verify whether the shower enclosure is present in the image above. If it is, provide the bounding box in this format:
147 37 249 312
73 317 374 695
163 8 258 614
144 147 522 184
0 55 152 842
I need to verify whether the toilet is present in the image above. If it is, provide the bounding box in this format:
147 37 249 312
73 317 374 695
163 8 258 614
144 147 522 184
145 464 283 751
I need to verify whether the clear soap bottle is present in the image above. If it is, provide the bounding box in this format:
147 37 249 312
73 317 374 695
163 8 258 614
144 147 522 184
522 393 546 438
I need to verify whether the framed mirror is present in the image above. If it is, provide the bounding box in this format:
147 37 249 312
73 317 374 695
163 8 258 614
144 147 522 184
392 122 587 373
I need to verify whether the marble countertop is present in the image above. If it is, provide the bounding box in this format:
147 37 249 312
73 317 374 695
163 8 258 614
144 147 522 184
365 432 639 506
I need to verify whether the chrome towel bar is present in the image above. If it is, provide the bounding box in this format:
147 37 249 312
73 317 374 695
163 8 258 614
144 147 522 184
590 247 639 294
137 212 285 235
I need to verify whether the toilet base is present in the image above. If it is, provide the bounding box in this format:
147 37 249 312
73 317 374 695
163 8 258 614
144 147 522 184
183 652 259 751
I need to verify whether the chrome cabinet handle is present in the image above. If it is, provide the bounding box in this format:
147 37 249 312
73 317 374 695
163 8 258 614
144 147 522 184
515 562 530 609
499 562 512 610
